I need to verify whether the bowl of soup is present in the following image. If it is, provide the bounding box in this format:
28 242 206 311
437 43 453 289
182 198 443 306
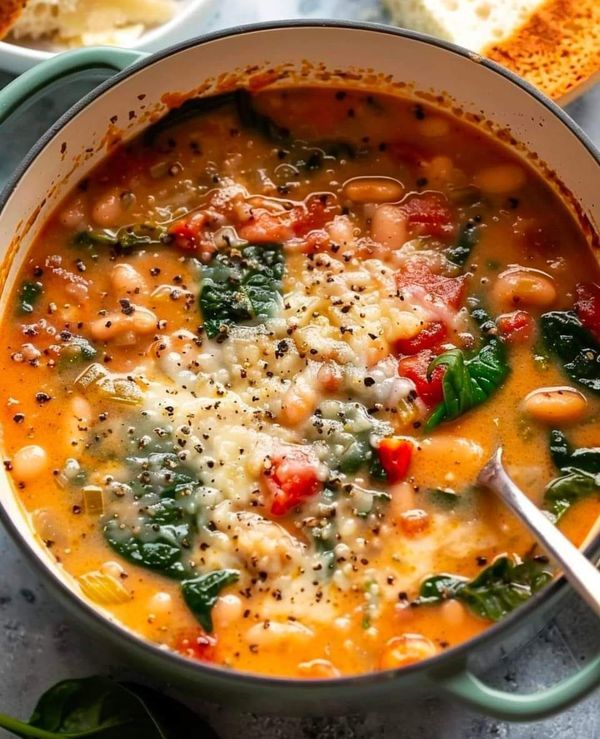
0 21 598 719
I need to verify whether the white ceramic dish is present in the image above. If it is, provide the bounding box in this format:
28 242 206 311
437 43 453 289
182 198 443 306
0 0 217 74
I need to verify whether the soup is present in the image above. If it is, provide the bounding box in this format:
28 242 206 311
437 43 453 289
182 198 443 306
1 87 599 678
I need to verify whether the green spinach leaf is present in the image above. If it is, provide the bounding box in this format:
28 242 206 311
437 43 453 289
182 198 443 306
445 220 479 267
103 453 202 580
74 224 167 251
182 570 240 633
0 676 217 738
417 556 552 621
199 243 284 338
541 310 600 394
58 336 97 369
544 430 600 520
17 281 43 314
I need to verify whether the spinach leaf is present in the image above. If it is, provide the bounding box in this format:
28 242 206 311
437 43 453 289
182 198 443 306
417 556 552 621
545 470 600 521
445 220 479 267
199 243 284 338
103 453 202 580
541 310 600 394
544 430 600 520
17 281 43 314
58 336 97 369
74 224 168 251
182 570 240 632
0 676 217 738
425 339 508 430
426 487 461 509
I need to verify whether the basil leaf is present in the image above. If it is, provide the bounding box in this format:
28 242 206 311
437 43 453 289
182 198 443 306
103 454 201 580
17 280 43 314
182 570 240 633
425 338 507 430
0 676 216 738
541 310 600 394
417 556 552 621
199 243 284 338
544 470 600 521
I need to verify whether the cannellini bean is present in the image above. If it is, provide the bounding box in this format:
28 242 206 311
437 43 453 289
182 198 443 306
380 634 437 670
522 386 588 425
342 176 404 204
92 189 123 227
280 383 317 426
111 263 147 294
101 560 126 579
59 195 88 229
12 445 48 482
493 268 557 309
371 204 408 249
212 594 243 628
475 164 526 194
89 306 157 341
441 599 467 627
297 659 341 678
147 591 173 626
423 155 454 184
245 620 314 646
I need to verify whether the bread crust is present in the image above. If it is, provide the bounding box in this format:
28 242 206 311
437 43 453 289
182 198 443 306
484 0 600 102
0 0 26 38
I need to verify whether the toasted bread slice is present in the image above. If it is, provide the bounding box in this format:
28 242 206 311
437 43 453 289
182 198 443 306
383 0 600 102
7 0 176 46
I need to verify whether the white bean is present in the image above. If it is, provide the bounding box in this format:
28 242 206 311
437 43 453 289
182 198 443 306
89 306 157 341
371 204 408 249
245 620 314 646
110 263 147 295
475 164 526 194
92 189 123 227
342 176 404 204
523 386 588 425
212 594 243 628
12 445 48 482
493 268 557 309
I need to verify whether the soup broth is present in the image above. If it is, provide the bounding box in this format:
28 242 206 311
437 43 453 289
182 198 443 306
1 87 599 678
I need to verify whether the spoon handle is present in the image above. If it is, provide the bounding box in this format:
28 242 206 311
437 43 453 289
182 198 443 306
478 449 600 618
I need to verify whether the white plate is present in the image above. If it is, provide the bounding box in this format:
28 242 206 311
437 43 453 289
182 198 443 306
0 0 218 74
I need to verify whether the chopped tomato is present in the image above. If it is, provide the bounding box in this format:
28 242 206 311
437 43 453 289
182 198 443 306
387 141 430 168
377 437 413 483
401 192 455 239
396 260 465 309
238 211 293 243
290 196 336 237
496 310 534 343
265 447 323 516
168 212 208 251
398 350 445 406
575 282 600 342
394 321 447 355
174 630 216 662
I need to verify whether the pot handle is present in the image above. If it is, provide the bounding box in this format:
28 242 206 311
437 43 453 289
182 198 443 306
0 47 146 124
436 652 600 720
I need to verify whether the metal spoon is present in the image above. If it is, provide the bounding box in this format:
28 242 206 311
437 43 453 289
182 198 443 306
477 447 600 617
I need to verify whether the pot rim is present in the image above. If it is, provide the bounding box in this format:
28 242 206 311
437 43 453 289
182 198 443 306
0 18 598 692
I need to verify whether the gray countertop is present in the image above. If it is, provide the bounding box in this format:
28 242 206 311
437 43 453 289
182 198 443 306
0 2 599 737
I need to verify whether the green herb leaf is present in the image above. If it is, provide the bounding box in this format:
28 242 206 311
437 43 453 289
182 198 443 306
17 281 43 314
182 570 240 633
549 430 600 474
446 220 479 266
199 243 284 338
417 556 552 621
74 224 167 251
541 311 600 394
58 337 97 369
0 676 217 738
103 454 201 580
426 487 461 509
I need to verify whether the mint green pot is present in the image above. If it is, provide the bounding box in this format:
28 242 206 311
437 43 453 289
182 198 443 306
0 21 598 722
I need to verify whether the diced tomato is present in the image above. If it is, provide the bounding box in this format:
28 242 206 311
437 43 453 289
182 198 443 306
398 350 445 406
174 630 217 662
401 192 455 239
376 437 413 483
238 211 293 243
290 196 335 237
575 282 600 342
496 310 534 343
396 260 465 309
265 447 323 516
394 321 447 355
168 212 208 251
387 141 430 168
